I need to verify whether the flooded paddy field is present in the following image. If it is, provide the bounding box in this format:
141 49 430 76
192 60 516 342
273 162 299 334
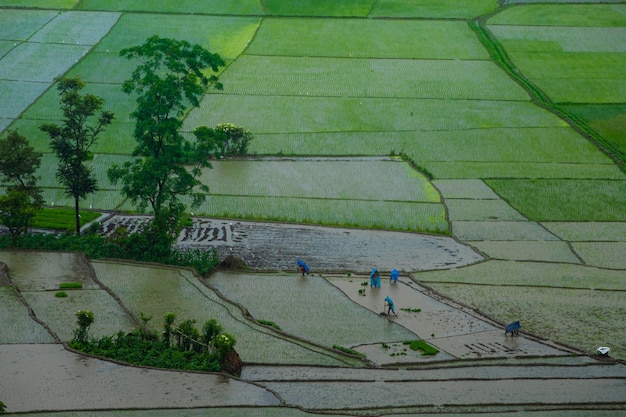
1 240 625 415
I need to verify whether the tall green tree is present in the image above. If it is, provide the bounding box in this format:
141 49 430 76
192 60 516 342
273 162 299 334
0 130 44 244
40 77 114 235
108 36 225 241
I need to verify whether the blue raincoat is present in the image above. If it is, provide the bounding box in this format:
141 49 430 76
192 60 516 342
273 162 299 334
385 296 396 314
297 260 309 275
370 268 380 287
390 269 399 283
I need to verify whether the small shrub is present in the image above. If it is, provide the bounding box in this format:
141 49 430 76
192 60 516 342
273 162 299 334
400 307 421 313
55 291 67 298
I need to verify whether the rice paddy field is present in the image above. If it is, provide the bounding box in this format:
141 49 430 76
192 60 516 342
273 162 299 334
0 0 625 413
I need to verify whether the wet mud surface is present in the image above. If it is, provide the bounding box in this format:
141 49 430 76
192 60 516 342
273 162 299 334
103 215 484 273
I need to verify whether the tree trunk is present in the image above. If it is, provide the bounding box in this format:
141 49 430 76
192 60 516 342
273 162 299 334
75 197 81 236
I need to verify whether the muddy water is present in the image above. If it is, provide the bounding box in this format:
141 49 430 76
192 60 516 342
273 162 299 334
0 344 280 413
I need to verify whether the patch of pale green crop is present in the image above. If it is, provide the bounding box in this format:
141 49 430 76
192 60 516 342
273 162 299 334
418 259 625 290
485 179 626 222
65 51 135 84
533 78 626 104
23 407 341 417
219 55 528 101
198 159 439 203
489 26 626 53
433 180 500 199
571 242 626 270
541 222 626 242
94 13 260 60
92 261 363 366
428 282 626 360
0 0 77 7
29 11 120 45
426 161 624 180
488 4 626 27
208 272 416 348
0 40 15 56
0 287 55 344
0 42 89 82
469 241 581 263
22 290 136 341
192 195 447 233
246 19 489 59
370 0 498 18
0 80 46 119
0 251 98 291
77 0 262 14
451 220 559 241
186 96 564 136
0 9 59 40
445 199 526 221
36 154 130 189
262 0 373 17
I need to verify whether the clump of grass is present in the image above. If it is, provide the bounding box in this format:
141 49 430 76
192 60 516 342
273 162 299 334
358 288 366 296
404 340 439 356
55 291 68 298
333 344 365 357
400 307 421 313
258 319 281 330
360 281 368 286
60 282 83 289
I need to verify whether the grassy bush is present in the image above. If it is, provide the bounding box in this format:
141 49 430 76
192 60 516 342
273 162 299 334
404 340 439 356
59 282 83 289
54 291 67 298
258 320 281 330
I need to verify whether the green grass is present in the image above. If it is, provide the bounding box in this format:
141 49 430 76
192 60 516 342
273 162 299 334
420 259 625 290
404 340 439 356
28 11 120 45
488 4 626 27
0 9 59 40
0 80 47 119
94 13 260 59
370 0 498 18
0 0 77 7
32 208 101 230
486 179 626 221
219 55 529 101
59 282 83 289
185 96 565 136
76 0 262 14
197 160 440 203
246 19 489 59
0 43 88 82
262 0 374 17
191 195 447 234
559 104 626 161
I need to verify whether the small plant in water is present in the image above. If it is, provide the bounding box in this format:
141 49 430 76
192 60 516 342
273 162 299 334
55 291 67 298
400 307 421 313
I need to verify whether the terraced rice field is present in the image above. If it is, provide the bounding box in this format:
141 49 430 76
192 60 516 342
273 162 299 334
0 0 625 414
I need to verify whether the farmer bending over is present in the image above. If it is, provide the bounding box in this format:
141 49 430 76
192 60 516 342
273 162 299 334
385 296 397 316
